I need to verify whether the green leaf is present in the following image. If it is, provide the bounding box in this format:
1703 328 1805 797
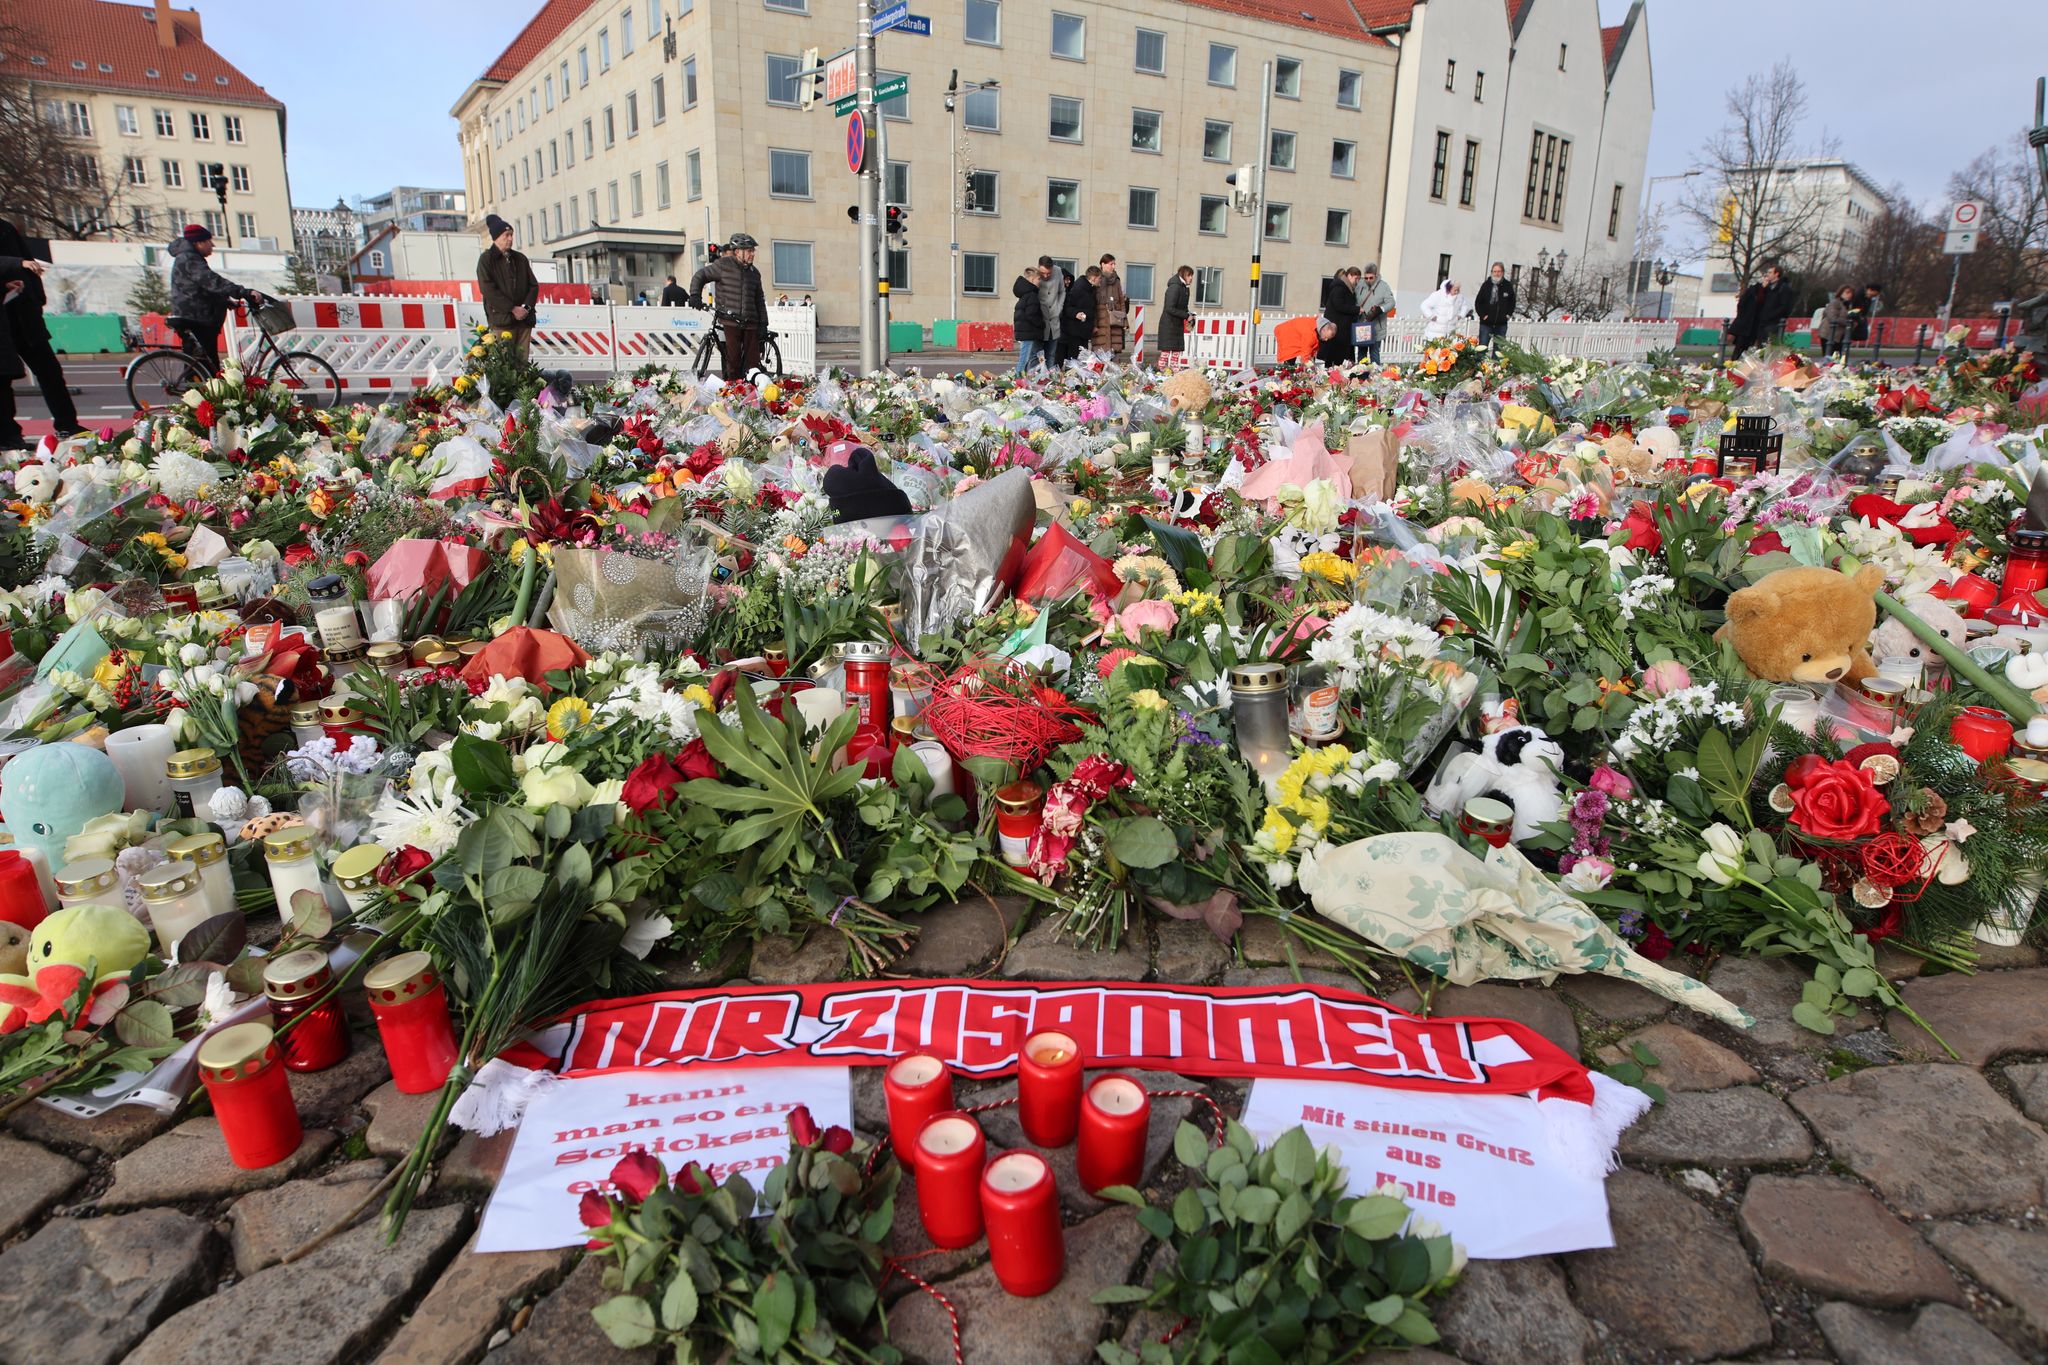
1174 1120 1210 1170
1091 1285 1154 1305
289 890 332 940
483 865 546 915
170 913 245 967
1095 1185 1146 1208
1274 1190 1312 1245
1390 1304 1441 1345
1173 1187 1207 1236
1269 1127 1316 1187
1105 816 1179 869
450 733 517 797
659 1270 699 1331
591 1294 657 1349
1364 1293 1406 1326
544 801 572 840
1344 1193 1409 1241
1140 515 1211 581
754 1271 796 1359
1840 967 1882 999
1235 1185 1280 1224
114 999 176 1050
1791 1000 1839 1036
1135 1206 1175 1241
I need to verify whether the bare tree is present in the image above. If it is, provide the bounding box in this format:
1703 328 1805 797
1845 185 1946 314
1683 61 1842 293
1948 131 2048 311
1523 254 1633 321
0 22 162 239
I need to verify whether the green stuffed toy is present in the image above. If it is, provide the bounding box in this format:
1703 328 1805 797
0 904 150 1033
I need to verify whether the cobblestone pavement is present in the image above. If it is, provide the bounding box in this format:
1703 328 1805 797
7 899 2046 1364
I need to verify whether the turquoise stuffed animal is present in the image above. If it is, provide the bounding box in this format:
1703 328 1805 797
0 743 125 870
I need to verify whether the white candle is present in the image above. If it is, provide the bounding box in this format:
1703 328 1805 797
791 687 845 733
920 1115 979 1155
2028 715 2048 748
909 740 955 797
892 1054 944 1086
104 723 177 815
985 1152 1049 1192
1088 1076 1146 1115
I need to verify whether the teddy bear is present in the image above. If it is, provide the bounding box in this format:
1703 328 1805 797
1867 593 1967 678
0 903 150 1033
11 464 58 504
1719 564 1885 686
1425 724 1568 843
1160 368 1212 415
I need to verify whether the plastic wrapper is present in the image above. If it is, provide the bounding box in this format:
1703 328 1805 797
1924 421 2006 472
1404 400 1512 483
550 544 715 656
366 539 489 604
424 434 492 499
359 413 408 464
903 468 1035 640
1015 523 1119 604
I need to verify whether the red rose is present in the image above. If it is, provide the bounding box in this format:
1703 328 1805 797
1069 754 1134 799
1638 922 1672 960
674 738 719 781
1747 531 1787 556
1789 759 1890 842
609 1150 663 1203
282 542 316 566
788 1104 821 1147
1619 501 1663 553
620 753 686 813
676 1162 707 1195
376 845 433 886
820 1125 854 1155
578 1190 614 1228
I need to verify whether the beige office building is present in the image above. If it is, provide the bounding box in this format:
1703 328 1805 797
5 0 292 250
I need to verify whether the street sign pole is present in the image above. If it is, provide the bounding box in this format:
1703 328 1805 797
856 0 882 373
1250 61 1272 327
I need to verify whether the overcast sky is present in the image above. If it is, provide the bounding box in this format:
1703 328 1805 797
207 0 2046 220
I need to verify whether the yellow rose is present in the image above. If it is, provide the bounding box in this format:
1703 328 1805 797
501 329 514 340
469 346 484 358
1129 688 1168 711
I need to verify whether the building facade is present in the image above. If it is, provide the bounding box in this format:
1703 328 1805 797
3 0 291 249
1697 159 1885 319
292 202 359 273
356 185 471 235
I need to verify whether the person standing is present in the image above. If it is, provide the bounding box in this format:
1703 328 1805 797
1061 266 1098 363
1849 281 1884 349
1319 267 1363 366
476 214 539 357
1092 253 1129 356
1420 279 1469 340
1729 261 1794 357
0 220 80 443
1474 262 1515 349
1353 262 1396 365
1011 263 1047 375
687 232 769 381
1159 265 1193 359
0 255 42 451
1821 285 1855 357
1036 256 1067 366
168 224 261 376
659 274 688 306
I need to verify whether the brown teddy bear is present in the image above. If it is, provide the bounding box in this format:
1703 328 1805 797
1718 564 1885 686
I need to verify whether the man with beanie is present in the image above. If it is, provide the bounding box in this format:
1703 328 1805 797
168 223 261 376
477 215 539 357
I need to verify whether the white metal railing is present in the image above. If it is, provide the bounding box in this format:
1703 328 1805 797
1137 313 1681 372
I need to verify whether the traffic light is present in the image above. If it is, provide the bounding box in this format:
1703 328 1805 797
885 205 908 248
1225 165 1256 214
797 47 824 111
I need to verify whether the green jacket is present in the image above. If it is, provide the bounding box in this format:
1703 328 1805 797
477 246 539 327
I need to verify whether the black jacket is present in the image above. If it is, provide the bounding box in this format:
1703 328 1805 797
1475 277 1516 328
1731 278 1794 345
168 237 254 332
659 282 688 306
688 254 768 328
1011 274 1045 341
477 245 539 327
0 257 27 380
1159 275 1191 351
1062 278 1097 344
1321 276 1361 331
0 222 45 313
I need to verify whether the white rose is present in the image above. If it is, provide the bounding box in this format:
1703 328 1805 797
178 642 208 666
520 763 594 812
1696 822 1744 886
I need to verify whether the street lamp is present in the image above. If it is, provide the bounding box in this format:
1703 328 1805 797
207 164 231 246
944 71 997 324
1655 260 1675 321
333 197 356 289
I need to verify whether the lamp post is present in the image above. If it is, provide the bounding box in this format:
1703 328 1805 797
1535 247 1565 316
943 73 996 325
333 197 355 290
208 164 231 247
1635 169 1700 292
1655 260 1674 321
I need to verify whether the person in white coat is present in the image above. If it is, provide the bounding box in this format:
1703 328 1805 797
1420 279 1471 340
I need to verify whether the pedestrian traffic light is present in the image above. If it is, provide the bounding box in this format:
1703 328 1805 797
1225 165 1256 214
797 47 825 111
885 205 908 248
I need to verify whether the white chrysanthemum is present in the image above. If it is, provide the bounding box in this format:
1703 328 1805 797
151 448 219 503
369 783 475 858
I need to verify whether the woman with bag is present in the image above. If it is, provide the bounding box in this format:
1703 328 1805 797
1159 265 1193 358
1319 267 1363 366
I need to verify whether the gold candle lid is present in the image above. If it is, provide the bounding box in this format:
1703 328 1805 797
409 637 446 664
54 857 117 896
1228 662 1289 694
288 701 322 726
421 649 460 668
457 640 487 658
137 862 200 902
167 747 222 779
317 697 360 722
198 1021 276 1079
366 643 406 667
763 644 788 663
995 780 1044 812
262 826 316 861
168 831 227 868
363 949 439 1001
330 844 388 890
263 947 333 1000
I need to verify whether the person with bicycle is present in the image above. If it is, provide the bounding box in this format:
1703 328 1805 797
168 224 263 376
687 232 768 382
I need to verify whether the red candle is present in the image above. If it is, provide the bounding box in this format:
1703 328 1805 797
1077 1074 1151 1195
364 951 460 1095
0 851 47 930
1951 706 2016 763
980 1151 1064 1296
197 1022 303 1169
914 1112 986 1249
885 1053 954 1165
1017 1030 1083 1147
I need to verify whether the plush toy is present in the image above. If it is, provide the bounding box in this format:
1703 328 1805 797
12 464 58 504
0 743 126 872
1430 724 1568 843
0 922 28 977
0 903 150 1033
1160 368 1212 415
1718 564 1885 686
1868 593 1967 676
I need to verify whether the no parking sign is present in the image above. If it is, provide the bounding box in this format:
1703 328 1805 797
846 109 867 175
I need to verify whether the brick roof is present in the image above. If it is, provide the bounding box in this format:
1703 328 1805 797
476 0 598 84
1181 0 1400 43
1506 0 1532 29
1348 1 1419 26
0 0 280 108
1600 22 1623 67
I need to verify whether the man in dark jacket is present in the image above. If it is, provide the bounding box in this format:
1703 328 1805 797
1012 264 1047 375
1037 256 1067 365
0 255 39 451
1061 267 1098 361
0 221 79 445
1849 281 1884 347
1318 268 1363 366
169 224 261 376
687 232 769 381
1729 262 1795 357
476 214 540 357
1159 265 1193 356
1474 262 1515 349
659 274 688 307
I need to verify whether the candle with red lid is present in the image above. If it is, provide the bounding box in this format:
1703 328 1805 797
1077 1074 1151 1194
884 1053 954 1164
1017 1030 1083 1147
198 1022 303 1169
981 1151 1064 1296
914 1112 986 1249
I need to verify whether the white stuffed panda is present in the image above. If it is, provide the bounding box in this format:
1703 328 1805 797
1431 724 1568 843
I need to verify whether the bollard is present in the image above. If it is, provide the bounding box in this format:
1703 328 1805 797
1913 324 1927 368
1716 330 1728 366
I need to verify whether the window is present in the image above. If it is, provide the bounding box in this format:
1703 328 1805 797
1558 43 1567 70
1337 68 1361 109
1194 266 1224 305
123 156 147 185
204 209 226 236
1131 108 1161 153
652 75 666 123
607 180 620 222
657 161 671 208
1325 208 1350 245
521 158 531 190
545 75 555 110
583 119 594 157
963 252 998 296
766 0 806 8
599 28 611 70
1437 253 1452 285
1048 96 1082 142
1047 178 1080 221
562 60 571 98
116 105 138 135
154 108 175 136
1332 139 1356 179
878 70 908 121
518 101 525 130
1275 57 1301 97
1474 71 1484 102
131 207 152 234
1551 141 1569 224
1445 59 1456 91
767 148 811 198
1608 184 1623 239
626 91 639 136
1202 120 1231 161
965 0 1000 46
190 111 210 140
499 169 508 198
1524 132 1543 217
765 54 801 106
1269 130 1296 171
1135 28 1165 74
772 240 814 287
1460 140 1479 206
1125 262 1154 301
1258 274 1285 309
161 159 183 188
622 7 635 54
650 0 662 28
59 100 90 136
884 161 909 205
1430 131 1450 200
1051 12 1084 59
1128 186 1158 229
1208 43 1236 86
553 203 563 237
1198 194 1228 234
966 169 998 214
1525 133 1570 224
588 187 599 221
550 140 559 174
885 248 909 290
368 249 386 273
603 106 616 146
687 150 702 199
1263 203 1290 240
236 212 257 240
578 46 590 86
683 57 697 107
571 196 580 231
630 172 644 216
230 165 250 193
963 87 999 130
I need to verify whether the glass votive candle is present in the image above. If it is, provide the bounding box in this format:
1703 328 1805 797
884 1053 955 1165
914 1112 987 1249
53 857 123 911
1077 1074 1151 1195
364 950 459 1094
167 747 225 820
167 831 236 922
330 844 389 915
137 861 214 958
981 1151 1064 1297
262 948 353 1073
197 1022 304 1169
1018 1030 1084 1148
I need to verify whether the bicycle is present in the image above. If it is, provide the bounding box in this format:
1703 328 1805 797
689 310 783 384
124 299 344 412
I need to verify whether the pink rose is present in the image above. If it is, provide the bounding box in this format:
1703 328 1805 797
1587 765 1635 801
1110 598 1179 642
1639 660 1692 697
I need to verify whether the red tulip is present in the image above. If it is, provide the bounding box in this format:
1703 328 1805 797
609 1150 663 1203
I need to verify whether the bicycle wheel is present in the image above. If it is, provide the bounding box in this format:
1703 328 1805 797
267 350 344 408
693 330 723 380
125 349 209 412
759 336 784 382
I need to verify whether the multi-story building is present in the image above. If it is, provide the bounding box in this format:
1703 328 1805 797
451 0 1650 327
356 185 471 236
1698 158 1885 319
292 201 360 274
3 0 291 249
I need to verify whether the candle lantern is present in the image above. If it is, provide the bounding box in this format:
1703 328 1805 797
263 826 324 924
1715 414 1782 478
1018 1030 1084 1147
53 857 123 911
839 640 892 739
261 948 353 1073
166 747 225 819
197 1022 304 1169
2002 528 2048 606
168 831 236 922
330 844 390 915
1457 796 1516 848
137 862 214 958
363 950 459 1093
104 723 177 815
981 1152 1064 1296
1951 706 2016 763
994 781 1045 870
0 851 47 929
914 1112 988 1249
1077 1074 1151 1194
884 1053 955 1164
1229 663 1292 782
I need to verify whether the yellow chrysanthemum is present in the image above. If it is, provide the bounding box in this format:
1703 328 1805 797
1260 807 1298 856
545 696 594 741
682 684 715 712
1129 688 1168 711
1297 551 1358 584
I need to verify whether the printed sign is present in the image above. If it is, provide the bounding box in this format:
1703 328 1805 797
824 51 858 106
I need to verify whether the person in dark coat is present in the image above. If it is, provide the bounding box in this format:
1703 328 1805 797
659 274 688 307
1011 264 1047 375
0 220 80 441
822 445 913 523
476 214 540 357
1849 281 1884 347
1318 267 1363 366
1060 267 1099 362
1728 262 1795 357
168 224 260 375
1159 265 1193 356
0 256 37 451
1820 286 1854 357
1036 256 1067 366
1474 261 1516 349
687 232 769 381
